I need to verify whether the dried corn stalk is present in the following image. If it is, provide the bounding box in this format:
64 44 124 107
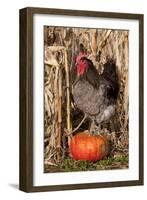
44 46 71 164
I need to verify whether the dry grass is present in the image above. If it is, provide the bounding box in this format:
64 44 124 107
44 26 129 172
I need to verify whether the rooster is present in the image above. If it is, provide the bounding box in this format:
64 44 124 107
71 47 119 135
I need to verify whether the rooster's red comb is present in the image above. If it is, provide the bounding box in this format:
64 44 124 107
76 52 87 63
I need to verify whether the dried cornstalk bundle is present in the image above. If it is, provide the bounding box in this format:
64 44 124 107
44 46 72 165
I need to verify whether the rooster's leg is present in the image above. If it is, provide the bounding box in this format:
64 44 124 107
89 120 101 135
89 120 96 135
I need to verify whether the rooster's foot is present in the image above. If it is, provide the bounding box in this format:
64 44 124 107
89 120 101 135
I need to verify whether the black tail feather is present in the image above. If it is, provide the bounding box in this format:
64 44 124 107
102 59 119 100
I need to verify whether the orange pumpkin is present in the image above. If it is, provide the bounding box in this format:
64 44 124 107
69 132 109 162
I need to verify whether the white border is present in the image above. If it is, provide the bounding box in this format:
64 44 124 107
33 14 139 186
